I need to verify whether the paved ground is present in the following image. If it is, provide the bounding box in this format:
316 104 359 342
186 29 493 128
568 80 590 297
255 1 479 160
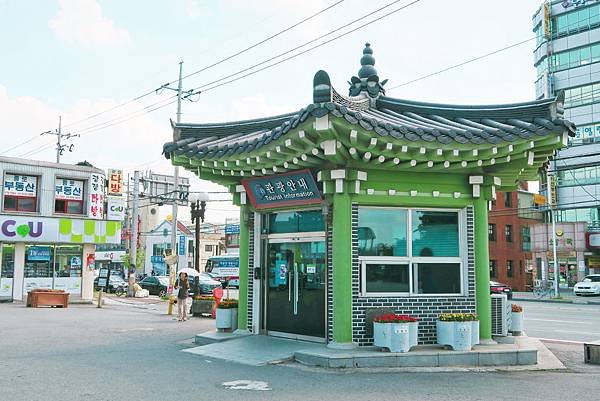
1 302 600 401
521 300 600 343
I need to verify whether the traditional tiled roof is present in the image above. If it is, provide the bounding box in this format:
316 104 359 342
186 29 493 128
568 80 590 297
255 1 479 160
163 44 575 189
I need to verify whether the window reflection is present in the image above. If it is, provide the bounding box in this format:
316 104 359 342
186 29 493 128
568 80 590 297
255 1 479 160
358 208 407 256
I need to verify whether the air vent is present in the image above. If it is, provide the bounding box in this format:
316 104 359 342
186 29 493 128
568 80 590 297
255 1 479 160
491 294 510 337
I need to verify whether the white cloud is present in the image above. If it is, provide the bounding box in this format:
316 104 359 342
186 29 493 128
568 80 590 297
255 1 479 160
0 85 240 224
48 0 130 48
186 0 208 19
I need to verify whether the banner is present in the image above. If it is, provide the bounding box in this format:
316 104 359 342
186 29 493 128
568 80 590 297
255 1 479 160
55 179 84 201
3 174 37 198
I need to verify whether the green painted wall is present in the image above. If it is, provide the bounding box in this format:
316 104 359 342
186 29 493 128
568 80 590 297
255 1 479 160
237 205 250 331
474 196 492 340
331 192 353 344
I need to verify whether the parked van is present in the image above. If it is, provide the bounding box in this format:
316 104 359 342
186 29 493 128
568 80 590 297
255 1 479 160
205 254 240 288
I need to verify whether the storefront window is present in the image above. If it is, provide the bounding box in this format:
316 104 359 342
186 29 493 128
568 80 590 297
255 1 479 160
267 210 324 234
22 245 83 295
358 208 407 256
54 245 83 293
359 207 463 296
24 245 54 293
411 211 459 257
0 244 15 298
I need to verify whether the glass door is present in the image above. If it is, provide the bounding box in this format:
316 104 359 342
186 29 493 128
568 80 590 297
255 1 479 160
266 239 326 340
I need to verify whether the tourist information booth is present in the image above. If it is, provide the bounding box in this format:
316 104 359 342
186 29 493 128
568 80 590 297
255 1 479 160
164 44 574 348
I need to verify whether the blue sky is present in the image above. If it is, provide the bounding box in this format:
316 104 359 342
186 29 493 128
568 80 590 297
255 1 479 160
0 0 544 223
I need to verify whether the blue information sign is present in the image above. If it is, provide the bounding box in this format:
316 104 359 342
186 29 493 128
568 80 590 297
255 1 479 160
28 246 51 261
242 169 321 209
225 224 240 234
178 235 186 256
218 259 239 268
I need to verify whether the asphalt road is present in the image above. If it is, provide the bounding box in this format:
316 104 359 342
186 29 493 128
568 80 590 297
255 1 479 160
521 300 600 343
1 302 600 401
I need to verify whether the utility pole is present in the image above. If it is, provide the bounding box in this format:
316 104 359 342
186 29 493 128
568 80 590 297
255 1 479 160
41 116 79 163
129 171 140 296
156 61 200 280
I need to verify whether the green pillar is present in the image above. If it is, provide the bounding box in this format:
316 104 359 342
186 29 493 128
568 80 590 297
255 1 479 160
237 205 249 331
331 192 353 345
474 196 492 340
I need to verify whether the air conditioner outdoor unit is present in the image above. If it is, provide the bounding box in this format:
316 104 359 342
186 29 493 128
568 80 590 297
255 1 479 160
491 294 511 336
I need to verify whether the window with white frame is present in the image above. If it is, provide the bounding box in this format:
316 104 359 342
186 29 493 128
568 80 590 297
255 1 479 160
54 178 85 214
358 207 464 296
3 174 38 212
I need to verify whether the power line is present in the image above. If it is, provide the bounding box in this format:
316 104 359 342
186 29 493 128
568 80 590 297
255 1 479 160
2 1 346 156
387 37 536 91
60 0 422 138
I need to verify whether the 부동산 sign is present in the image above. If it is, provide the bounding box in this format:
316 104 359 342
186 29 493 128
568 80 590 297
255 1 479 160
242 169 321 209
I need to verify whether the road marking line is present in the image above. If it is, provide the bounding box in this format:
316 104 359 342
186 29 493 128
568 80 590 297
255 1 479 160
525 318 593 324
537 338 585 345
222 380 271 391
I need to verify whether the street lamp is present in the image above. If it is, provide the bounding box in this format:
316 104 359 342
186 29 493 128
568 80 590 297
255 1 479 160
189 192 208 272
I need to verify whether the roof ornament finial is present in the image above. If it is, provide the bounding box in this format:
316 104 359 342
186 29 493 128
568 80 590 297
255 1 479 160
348 42 388 98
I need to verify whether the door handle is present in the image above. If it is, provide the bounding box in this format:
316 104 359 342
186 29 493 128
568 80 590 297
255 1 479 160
288 267 292 302
294 263 298 315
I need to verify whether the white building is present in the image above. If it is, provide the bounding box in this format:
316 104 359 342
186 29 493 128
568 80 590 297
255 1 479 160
143 220 192 275
0 157 122 302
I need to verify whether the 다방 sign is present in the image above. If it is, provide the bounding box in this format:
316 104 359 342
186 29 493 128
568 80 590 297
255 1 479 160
107 169 123 196
242 169 321 209
3 174 37 197
88 173 105 220
55 178 84 201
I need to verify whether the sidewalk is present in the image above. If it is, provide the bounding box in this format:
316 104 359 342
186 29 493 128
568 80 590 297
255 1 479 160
512 289 600 305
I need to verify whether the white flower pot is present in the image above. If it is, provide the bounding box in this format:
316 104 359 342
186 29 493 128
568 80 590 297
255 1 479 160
373 321 418 353
436 320 479 351
511 311 524 335
216 308 238 331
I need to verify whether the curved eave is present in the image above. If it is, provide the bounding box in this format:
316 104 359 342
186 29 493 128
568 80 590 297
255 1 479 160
166 103 572 188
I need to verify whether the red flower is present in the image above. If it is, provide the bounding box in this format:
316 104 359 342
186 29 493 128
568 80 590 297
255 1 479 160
373 313 418 323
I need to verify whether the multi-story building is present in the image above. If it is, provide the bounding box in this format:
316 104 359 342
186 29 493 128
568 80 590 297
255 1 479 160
533 0 600 275
0 157 122 302
488 188 543 291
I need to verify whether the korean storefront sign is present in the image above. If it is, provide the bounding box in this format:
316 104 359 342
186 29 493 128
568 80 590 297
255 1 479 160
3 174 37 197
0 215 121 244
107 168 123 196
178 235 186 256
107 197 126 221
242 169 322 209
28 246 52 261
225 223 240 234
55 178 84 200
88 173 105 220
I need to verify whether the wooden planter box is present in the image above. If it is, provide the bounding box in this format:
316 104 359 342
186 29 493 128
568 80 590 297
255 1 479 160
191 299 215 317
27 289 69 308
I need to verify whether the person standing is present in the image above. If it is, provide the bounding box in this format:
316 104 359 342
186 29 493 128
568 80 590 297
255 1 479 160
175 272 189 321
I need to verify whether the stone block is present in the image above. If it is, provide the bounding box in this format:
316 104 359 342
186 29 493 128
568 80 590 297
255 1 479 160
352 355 396 368
517 350 538 365
328 357 353 368
397 354 439 367
478 351 518 366
294 352 327 367
438 352 479 366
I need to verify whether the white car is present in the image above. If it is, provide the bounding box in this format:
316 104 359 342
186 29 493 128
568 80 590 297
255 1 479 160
574 274 600 296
